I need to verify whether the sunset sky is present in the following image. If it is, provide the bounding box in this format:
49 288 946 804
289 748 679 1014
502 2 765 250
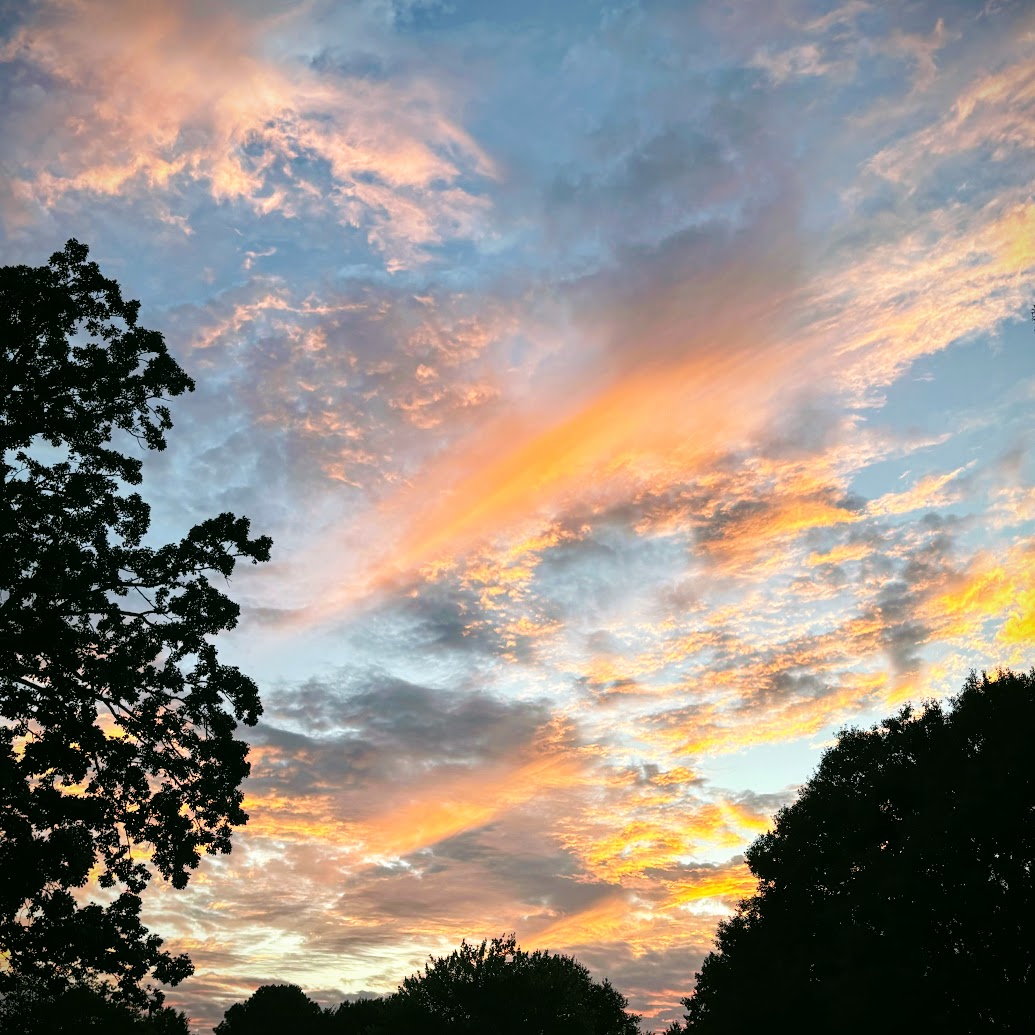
2 0 1034 1029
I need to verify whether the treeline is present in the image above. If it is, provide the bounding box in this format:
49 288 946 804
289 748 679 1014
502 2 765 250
0 935 639 1033
213 935 639 1034
10 667 1030 1034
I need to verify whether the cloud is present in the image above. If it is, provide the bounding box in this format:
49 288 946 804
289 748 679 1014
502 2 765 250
531 892 637 949
278 195 815 624
0 0 495 266
866 466 970 516
883 17 958 92
653 858 758 909
6 3 1035 1033
923 541 1035 655
868 47 1035 181
749 42 843 84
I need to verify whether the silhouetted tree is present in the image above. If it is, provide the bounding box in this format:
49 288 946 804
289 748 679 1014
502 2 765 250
325 995 400 1034
220 937 640 1035
0 974 190 1033
214 984 326 1034
0 241 271 1013
391 934 640 1035
673 669 1035 1033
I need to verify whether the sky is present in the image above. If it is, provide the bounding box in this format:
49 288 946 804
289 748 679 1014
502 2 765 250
2 0 1034 1030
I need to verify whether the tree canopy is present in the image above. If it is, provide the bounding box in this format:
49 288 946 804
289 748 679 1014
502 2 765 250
214 984 325 1035
390 934 640 1035
0 240 271 1011
674 668 1035 1033
214 935 640 1035
0 975 190 1034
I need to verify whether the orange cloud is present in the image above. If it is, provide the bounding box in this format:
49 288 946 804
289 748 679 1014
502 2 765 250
808 541 873 566
531 893 636 949
660 862 757 908
991 487 1035 528
695 495 858 578
243 722 589 859
3 0 494 264
650 667 906 759
992 202 1035 274
924 543 1035 653
555 791 776 888
812 66 1035 399
290 244 815 625
866 467 969 517
529 880 734 960
361 749 586 859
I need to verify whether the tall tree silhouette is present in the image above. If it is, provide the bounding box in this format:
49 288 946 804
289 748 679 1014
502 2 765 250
673 669 1035 1033
0 241 271 1012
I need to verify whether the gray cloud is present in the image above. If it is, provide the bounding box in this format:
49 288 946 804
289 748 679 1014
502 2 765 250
251 674 554 793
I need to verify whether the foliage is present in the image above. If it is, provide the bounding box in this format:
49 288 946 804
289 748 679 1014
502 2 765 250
674 668 1035 1033
391 934 639 1035
0 974 190 1033
325 994 399 1034
213 984 325 1035
215 935 640 1035
0 240 271 1010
